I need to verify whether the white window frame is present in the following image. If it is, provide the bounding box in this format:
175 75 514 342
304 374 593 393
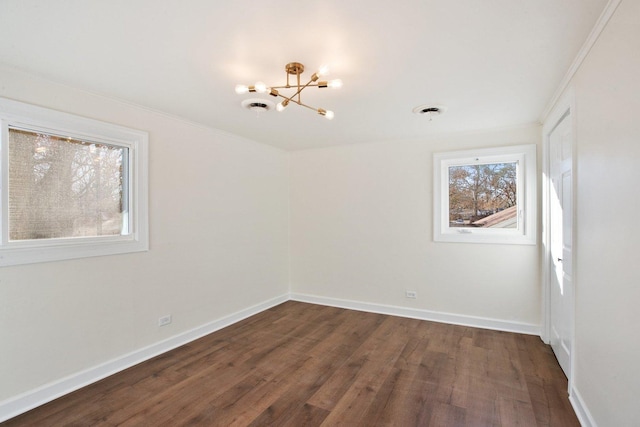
433 144 537 245
0 98 149 266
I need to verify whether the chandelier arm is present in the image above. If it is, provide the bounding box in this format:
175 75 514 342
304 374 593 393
297 101 322 112
274 92 295 104
268 84 322 89
274 93 320 112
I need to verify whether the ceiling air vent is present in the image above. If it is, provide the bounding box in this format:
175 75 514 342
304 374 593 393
241 98 275 113
412 104 447 120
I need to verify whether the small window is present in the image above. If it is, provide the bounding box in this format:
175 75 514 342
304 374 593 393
1 98 148 266
433 144 536 245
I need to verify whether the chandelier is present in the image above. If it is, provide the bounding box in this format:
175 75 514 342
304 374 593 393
235 62 342 119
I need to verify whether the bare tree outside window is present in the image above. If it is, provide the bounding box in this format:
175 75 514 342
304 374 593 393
8 128 126 241
448 162 517 228
434 144 535 245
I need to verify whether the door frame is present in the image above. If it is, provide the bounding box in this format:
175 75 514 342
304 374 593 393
541 88 576 392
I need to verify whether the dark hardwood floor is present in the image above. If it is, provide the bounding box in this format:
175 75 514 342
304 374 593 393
3 301 579 426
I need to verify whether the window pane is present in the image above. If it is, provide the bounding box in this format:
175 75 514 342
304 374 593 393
448 162 517 229
8 128 127 240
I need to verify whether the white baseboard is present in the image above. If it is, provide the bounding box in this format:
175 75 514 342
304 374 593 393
0 293 289 423
290 293 541 336
570 386 597 427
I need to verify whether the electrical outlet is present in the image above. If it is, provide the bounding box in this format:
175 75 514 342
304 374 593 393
158 315 172 326
405 290 417 299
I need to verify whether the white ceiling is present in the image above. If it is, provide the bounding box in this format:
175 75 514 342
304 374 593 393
0 0 608 150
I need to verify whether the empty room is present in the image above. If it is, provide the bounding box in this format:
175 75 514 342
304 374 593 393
0 1 638 426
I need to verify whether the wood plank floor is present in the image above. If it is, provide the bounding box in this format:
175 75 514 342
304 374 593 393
3 301 579 426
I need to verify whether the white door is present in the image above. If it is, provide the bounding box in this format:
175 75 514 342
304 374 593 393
549 111 573 377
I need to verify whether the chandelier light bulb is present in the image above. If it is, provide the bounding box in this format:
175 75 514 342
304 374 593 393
327 79 343 89
317 64 329 76
235 84 249 94
254 81 267 93
318 108 334 120
276 99 290 112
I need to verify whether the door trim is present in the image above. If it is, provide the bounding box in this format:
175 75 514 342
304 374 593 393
541 87 576 392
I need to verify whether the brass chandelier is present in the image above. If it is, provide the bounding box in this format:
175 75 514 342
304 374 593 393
235 62 342 119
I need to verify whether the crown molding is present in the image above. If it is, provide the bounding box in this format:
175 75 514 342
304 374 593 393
540 0 622 122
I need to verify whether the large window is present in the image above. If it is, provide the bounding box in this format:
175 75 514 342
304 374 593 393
0 98 148 266
433 144 536 245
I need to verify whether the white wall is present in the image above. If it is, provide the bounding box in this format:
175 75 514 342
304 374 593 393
0 67 290 405
557 0 640 424
290 126 541 329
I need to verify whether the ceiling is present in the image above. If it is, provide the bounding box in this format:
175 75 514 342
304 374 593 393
0 0 608 150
